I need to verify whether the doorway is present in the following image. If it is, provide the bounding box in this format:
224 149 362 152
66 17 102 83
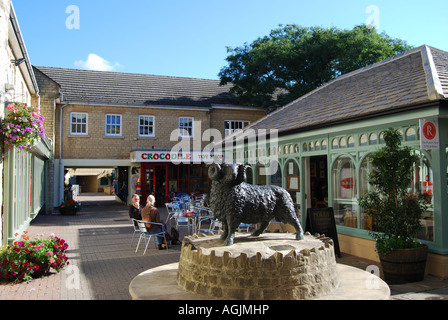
141 164 168 206
309 156 328 208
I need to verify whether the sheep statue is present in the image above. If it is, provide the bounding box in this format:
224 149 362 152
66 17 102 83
208 162 304 246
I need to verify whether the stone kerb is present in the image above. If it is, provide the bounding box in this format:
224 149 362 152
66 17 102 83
176 232 340 300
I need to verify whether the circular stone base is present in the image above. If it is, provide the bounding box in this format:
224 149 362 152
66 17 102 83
177 233 340 300
129 263 391 300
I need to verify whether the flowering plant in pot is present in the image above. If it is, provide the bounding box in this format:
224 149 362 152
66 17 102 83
0 103 46 150
359 128 430 284
59 199 81 215
0 231 69 283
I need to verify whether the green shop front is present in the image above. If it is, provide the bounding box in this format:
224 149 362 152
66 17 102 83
226 45 448 278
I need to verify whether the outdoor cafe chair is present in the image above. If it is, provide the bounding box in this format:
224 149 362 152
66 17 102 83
133 219 168 255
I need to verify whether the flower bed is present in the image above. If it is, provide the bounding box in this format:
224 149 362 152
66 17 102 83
0 231 69 283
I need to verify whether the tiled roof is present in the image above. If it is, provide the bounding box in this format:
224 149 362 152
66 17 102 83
246 45 448 135
33 66 237 108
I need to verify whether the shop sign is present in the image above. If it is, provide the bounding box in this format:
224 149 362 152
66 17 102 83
130 150 224 164
420 119 440 150
340 178 354 189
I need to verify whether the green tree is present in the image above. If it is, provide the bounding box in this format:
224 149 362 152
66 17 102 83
358 129 429 254
219 24 413 110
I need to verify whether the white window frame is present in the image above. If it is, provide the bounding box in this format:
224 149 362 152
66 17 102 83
138 115 155 137
178 117 194 138
70 112 88 135
224 120 250 137
105 114 122 136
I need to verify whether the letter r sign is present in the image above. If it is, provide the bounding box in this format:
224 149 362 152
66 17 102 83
420 119 440 150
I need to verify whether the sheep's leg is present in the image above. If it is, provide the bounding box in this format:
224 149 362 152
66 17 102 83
288 217 305 240
251 221 270 237
220 220 229 241
224 220 239 246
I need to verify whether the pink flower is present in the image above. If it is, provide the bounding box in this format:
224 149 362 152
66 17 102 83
49 258 55 264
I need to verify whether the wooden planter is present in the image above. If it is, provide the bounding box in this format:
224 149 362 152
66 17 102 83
60 208 77 216
379 245 428 284
31 261 50 279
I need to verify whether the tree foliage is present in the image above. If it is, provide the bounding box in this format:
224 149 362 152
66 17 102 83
219 24 413 110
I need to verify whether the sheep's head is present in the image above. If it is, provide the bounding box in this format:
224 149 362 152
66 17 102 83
208 163 246 185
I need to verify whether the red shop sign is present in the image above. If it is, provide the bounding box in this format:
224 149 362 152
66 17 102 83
340 178 354 189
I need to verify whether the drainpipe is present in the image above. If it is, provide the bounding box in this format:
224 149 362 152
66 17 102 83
59 103 69 205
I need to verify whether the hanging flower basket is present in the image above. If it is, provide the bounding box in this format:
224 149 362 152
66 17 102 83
0 103 46 150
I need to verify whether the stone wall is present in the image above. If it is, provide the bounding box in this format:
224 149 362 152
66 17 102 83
177 233 340 300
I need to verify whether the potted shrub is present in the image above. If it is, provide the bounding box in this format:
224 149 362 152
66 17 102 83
359 128 430 284
0 231 69 283
59 199 81 216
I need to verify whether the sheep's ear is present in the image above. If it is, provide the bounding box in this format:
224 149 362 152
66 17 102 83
208 163 222 180
236 164 246 184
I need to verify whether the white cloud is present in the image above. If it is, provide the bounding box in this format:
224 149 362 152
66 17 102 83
74 53 122 72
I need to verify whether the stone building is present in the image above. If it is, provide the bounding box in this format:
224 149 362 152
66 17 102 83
0 0 52 246
224 45 448 278
34 66 266 207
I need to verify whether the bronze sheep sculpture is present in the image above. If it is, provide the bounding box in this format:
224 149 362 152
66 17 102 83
208 163 304 246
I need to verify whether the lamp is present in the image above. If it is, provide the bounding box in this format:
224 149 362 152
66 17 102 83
11 58 26 66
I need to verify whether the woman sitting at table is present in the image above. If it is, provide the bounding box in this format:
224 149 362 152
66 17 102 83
141 195 169 250
129 194 142 220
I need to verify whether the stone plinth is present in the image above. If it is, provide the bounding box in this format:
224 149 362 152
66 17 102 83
176 233 340 300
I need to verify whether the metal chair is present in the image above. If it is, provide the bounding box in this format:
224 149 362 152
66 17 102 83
130 218 143 247
133 219 168 255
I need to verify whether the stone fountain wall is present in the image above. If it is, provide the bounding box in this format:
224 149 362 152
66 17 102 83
177 233 340 300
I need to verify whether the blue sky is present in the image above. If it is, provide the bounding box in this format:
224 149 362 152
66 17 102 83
13 0 448 80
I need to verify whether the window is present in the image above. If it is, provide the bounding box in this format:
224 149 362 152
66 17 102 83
179 117 193 138
224 120 250 137
332 156 357 228
139 115 155 137
70 112 88 135
105 114 122 136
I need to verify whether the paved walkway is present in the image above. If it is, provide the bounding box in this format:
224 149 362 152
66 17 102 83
1 193 448 300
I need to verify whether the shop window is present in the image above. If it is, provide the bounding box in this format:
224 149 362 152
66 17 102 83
256 164 267 185
369 133 378 145
332 156 358 228
379 132 385 144
309 142 314 152
321 140 327 150
105 114 122 136
410 151 434 242
246 166 254 184
360 134 368 146
406 128 417 141
332 139 339 150
270 162 282 187
179 117 194 138
285 159 300 215
138 115 155 137
347 137 355 148
397 129 403 141
360 156 374 231
70 112 88 135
